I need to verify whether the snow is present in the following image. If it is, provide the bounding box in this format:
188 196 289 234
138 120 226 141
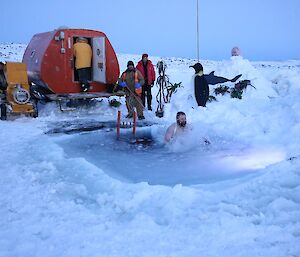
1 44 300 257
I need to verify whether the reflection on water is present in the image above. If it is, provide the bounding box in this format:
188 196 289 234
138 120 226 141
57 127 285 186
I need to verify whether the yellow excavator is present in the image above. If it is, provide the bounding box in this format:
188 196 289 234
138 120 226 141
0 62 37 120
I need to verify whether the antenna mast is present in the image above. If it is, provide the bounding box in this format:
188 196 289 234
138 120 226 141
196 0 200 62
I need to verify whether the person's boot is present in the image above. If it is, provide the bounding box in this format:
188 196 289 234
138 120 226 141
148 106 152 111
85 83 90 92
81 83 89 92
80 84 86 92
138 115 145 120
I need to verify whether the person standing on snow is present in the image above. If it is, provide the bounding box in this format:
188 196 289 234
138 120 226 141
165 111 191 143
119 61 145 120
73 37 92 92
136 53 156 111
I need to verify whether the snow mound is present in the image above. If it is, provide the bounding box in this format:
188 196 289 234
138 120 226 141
1 43 300 257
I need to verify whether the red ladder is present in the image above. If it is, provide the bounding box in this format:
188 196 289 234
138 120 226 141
116 110 137 139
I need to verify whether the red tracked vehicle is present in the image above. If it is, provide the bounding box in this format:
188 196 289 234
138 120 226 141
22 28 122 101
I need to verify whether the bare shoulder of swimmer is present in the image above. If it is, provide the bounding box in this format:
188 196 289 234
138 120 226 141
165 123 176 142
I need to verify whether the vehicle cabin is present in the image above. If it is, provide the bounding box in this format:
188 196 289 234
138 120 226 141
22 28 120 95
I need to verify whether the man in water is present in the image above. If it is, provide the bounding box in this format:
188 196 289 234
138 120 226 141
165 111 191 143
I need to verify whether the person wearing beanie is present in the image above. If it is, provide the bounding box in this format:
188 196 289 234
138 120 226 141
118 61 145 119
127 60 134 67
136 53 156 111
189 62 209 107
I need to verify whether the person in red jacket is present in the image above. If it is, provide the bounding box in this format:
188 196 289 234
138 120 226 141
136 53 156 111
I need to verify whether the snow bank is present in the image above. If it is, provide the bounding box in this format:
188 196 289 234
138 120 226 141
0 43 300 257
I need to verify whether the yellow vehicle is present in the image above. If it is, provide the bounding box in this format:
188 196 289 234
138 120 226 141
0 62 37 120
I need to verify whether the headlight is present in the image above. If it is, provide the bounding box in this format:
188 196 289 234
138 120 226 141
13 85 30 104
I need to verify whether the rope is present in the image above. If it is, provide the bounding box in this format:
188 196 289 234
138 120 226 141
125 86 145 111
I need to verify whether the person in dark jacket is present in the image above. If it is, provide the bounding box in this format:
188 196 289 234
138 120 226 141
189 63 209 107
136 53 156 111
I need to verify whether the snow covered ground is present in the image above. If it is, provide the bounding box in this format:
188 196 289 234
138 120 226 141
1 44 300 257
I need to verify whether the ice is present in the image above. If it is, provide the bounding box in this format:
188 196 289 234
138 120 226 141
1 44 300 257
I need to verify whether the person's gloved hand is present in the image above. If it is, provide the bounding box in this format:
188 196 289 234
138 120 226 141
135 82 141 89
151 81 155 87
119 81 127 88
135 82 142 95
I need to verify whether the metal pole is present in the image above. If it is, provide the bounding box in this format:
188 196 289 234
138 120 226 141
116 110 121 139
133 111 136 136
196 0 200 62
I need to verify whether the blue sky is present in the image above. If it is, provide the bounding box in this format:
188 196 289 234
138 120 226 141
1 0 299 61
